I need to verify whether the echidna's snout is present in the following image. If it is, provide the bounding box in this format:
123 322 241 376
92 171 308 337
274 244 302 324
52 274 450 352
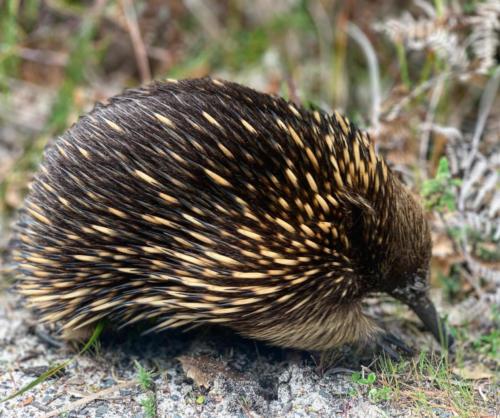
390 275 454 351
409 294 455 351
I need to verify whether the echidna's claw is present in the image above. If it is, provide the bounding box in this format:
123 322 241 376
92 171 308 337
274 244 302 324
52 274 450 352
378 342 400 361
372 332 415 361
382 332 414 355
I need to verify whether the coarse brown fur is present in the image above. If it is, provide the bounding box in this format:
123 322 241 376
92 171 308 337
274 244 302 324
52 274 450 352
12 77 445 351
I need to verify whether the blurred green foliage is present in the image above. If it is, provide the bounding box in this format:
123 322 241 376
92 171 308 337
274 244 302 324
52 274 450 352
0 0 20 90
49 13 100 132
422 157 462 212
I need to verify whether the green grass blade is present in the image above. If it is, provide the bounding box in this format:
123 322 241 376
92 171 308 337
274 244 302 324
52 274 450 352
1 321 105 403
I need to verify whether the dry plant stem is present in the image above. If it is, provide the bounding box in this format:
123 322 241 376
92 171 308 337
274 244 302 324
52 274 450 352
285 75 300 105
147 46 174 64
41 380 138 418
415 0 437 18
183 0 221 40
120 0 151 83
92 0 108 20
346 23 381 136
386 71 457 122
419 74 446 178
307 1 333 99
462 67 500 181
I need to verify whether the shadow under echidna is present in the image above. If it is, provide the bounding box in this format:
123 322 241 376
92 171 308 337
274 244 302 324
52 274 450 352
11 77 454 357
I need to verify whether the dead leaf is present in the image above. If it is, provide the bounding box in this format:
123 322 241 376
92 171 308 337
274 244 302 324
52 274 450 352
20 395 34 406
432 232 455 258
452 364 494 380
177 355 243 389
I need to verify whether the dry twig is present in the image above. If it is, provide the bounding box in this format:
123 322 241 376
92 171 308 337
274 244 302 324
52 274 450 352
41 380 137 418
347 23 381 136
120 0 152 83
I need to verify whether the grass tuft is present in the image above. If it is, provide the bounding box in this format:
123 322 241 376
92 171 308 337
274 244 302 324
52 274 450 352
134 360 157 418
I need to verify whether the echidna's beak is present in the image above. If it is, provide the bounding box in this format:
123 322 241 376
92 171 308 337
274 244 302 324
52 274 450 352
409 295 454 351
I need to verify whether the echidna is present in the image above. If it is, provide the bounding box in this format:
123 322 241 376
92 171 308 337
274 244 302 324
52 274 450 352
12 77 453 353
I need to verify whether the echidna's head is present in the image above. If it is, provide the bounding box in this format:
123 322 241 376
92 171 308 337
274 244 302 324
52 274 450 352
377 181 454 349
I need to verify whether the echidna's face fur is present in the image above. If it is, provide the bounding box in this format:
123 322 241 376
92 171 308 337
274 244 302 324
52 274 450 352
12 78 452 351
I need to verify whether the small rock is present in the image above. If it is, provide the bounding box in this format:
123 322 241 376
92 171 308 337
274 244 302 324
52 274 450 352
319 389 330 399
95 404 109 417
347 400 386 418
101 377 116 388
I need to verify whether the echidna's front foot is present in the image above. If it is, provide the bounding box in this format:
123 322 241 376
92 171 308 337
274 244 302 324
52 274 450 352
369 332 414 361
354 331 414 362
380 332 414 356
